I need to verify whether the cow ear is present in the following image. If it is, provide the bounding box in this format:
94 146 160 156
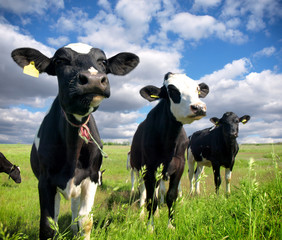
140 85 168 102
107 52 139 75
11 48 56 76
198 83 209 98
210 117 220 125
240 115 250 124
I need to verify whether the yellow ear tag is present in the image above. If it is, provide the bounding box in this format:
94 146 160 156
23 61 39 78
150 95 160 99
242 119 247 124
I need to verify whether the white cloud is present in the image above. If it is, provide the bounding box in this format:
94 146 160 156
98 0 112 12
221 0 282 32
0 0 64 15
115 0 161 43
0 107 44 144
192 0 222 11
47 36 70 47
160 12 247 44
53 8 88 34
253 46 276 58
0 20 57 108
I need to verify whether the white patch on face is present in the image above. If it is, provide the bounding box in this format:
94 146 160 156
65 43 93 54
165 73 206 124
88 66 98 75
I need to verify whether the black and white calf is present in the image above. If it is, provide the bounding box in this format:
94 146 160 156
130 72 209 227
188 112 250 195
0 152 21 183
11 43 139 240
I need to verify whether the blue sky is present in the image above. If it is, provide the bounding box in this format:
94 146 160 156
0 0 282 144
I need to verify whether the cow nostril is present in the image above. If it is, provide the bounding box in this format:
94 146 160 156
190 104 206 115
190 105 199 113
101 76 108 85
79 73 88 85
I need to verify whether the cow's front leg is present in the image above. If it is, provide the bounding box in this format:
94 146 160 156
195 165 204 195
78 178 98 240
71 196 80 235
225 168 232 194
38 178 57 240
144 170 158 227
166 171 183 229
213 165 221 194
187 149 195 195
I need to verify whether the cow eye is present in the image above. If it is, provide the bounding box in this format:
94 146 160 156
54 58 70 66
97 59 107 71
167 85 181 104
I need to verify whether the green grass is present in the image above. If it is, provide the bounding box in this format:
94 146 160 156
0 144 281 239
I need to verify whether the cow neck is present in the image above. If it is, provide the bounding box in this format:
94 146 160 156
63 111 108 158
0 158 13 173
217 127 237 153
153 99 182 148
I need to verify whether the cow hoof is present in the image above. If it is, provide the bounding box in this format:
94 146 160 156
167 222 175 230
147 223 154 233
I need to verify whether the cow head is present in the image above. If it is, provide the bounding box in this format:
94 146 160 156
11 43 139 120
140 72 209 124
9 165 21 184
210 112 250 139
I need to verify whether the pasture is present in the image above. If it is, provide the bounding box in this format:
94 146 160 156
0 143 281 239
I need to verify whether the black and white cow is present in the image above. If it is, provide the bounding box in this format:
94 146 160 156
187 112 250 195
0 152 21 183
130 72 209 228
11 43 139 240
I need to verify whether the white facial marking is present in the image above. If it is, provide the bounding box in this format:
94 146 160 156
165 73 206 124
65 43 93 54
88 66 98 75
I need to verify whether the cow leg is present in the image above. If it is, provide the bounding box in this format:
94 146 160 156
130 168 135 193
38 178 57 240
78 178 98 240
54 192 61 223
195 165 204 195
158 179 166 205
213 166 221 194
178 180 182 198
166 172 182 229
225 168 232 194
71 196 80 234
139 177 146 219
187 148 195 195
144 171 158 222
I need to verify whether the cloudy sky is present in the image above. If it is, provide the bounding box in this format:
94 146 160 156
0 0 281 144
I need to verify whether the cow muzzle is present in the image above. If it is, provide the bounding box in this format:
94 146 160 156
190 103 207 117
78 71 110 98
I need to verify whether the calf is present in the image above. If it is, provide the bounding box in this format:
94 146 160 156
188 112 250 195
0 152 21 183
130 72 209 227
11 43 139 240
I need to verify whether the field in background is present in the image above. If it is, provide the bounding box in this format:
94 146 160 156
0 144 281 239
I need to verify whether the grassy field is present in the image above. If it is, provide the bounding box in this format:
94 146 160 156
0 143 281 239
